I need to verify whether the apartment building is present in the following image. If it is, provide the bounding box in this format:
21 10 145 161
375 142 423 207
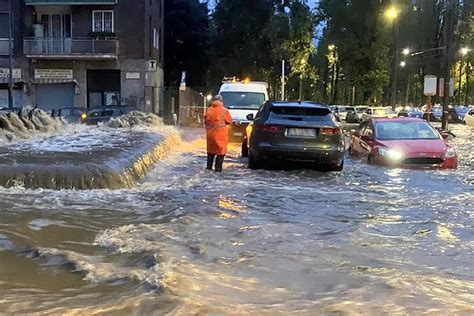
0 0 164 113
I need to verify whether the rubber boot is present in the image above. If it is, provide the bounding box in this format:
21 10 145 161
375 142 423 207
215 155 225 172
207 154 215 170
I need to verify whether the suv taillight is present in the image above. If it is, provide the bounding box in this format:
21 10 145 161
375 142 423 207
320 127 342 135
255 125 283 133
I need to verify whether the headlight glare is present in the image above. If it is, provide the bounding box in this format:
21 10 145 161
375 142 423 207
379 148 404 161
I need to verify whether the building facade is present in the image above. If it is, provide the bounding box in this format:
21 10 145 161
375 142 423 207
0 0 164 113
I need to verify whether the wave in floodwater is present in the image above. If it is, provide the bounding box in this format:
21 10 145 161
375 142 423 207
0 112 181 190
0 125 472 314
0 110 66 144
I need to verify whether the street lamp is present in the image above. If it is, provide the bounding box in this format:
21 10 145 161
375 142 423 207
402 48 410 56
385 7 400 21
400 61 406 67
206 94 212 102
460 47 470 56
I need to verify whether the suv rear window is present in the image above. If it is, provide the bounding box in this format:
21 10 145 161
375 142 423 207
271 107 331 116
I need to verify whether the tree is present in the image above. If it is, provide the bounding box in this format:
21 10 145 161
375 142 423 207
315 0 391 104
210 0 276 86
164 0 210 89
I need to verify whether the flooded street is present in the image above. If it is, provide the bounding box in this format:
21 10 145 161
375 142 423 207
0 125 473 315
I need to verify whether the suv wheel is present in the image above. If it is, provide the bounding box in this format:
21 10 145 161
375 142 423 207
241 138 249 157
248 151 262 169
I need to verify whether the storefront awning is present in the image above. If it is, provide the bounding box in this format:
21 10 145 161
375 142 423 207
25 0 116 4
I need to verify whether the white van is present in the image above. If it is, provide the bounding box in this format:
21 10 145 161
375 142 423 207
218 81 269 142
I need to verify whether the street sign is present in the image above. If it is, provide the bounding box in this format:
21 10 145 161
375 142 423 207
180 71 186 90
0 68 21 79
438 78 455 97
423 75 437 96
147 60 157 72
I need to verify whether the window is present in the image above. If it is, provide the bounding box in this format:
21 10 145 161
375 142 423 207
92 10 114 33
0 13 11 55
0 13 10 38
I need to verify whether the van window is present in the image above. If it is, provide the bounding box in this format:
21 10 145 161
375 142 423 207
220 92 265 110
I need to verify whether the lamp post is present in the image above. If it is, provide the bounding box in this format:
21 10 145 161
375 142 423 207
386 6 400 110
8 0 13 109
460 47 470 105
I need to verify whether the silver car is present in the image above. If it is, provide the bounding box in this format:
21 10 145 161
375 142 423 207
244 101 345 171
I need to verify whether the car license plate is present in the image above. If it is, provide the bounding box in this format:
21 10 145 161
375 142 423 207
286 128 316 137
233 132 243 137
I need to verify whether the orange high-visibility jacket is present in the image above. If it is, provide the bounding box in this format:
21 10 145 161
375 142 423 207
205 100 232 155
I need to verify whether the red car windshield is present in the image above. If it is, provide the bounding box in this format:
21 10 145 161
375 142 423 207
375 121 440 140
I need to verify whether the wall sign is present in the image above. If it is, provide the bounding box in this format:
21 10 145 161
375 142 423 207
126 72 140 79
0 68 22 79
147 60 157 72
34 69 73 80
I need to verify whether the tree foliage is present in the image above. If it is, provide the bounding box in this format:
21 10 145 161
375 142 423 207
164 0 210 89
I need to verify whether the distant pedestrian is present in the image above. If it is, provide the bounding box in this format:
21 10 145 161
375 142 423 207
205 95 232 172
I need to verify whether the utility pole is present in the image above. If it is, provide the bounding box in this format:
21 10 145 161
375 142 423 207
281 60 285 101
441 0 455 130
458 59 462 104
466 62 470 105
8 0 13 108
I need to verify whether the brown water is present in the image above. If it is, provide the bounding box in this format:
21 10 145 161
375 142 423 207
0 125 473 315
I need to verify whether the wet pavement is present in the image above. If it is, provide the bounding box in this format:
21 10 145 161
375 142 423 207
0 124 473 314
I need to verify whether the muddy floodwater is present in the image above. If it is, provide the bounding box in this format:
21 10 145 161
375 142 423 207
0 125 473 315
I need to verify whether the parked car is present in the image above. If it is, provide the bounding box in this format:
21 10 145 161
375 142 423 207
451 105 470 123
397 106 423 118
243 101 345 171
346 106 369 123
349 117 457 169
428 106 443 122
361 107 397 121
463 108 474 126
84 106 130 125
54 107 87 124
331 105 350 121
329 105 341 122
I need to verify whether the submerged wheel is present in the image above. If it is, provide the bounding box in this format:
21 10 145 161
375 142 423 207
241 138 249 157
329 159 344 172
248 151 262 170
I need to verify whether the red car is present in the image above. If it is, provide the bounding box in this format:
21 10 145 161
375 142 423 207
349 118 457 169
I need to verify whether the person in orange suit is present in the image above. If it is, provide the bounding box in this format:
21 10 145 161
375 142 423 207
205 95 232 172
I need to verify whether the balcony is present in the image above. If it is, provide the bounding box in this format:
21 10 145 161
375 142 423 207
24 37 118 60
25 0 116 4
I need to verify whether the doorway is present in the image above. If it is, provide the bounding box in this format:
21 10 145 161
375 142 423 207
87 70 121 107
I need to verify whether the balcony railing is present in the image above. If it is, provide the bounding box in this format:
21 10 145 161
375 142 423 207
25 0 117 4
23 37 118 59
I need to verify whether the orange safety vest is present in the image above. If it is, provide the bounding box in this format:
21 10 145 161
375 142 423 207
205 100 232 155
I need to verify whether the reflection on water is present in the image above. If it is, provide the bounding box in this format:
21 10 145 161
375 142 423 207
0 125 473 314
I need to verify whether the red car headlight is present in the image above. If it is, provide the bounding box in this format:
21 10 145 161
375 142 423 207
444 147 456 158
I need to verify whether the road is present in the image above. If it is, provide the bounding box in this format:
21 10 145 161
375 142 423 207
0 124 473 314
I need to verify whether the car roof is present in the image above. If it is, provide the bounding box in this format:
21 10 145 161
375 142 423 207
372 117 425 123
270 101 329 109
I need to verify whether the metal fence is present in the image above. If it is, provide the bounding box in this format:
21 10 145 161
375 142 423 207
178 88 206 127
23 37 118 56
